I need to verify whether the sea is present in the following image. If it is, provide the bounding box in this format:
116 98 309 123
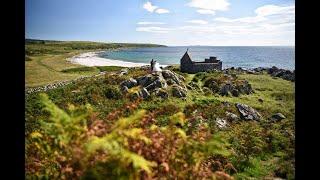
98 46 295 70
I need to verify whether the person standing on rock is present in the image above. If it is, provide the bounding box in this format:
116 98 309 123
150 59 155 72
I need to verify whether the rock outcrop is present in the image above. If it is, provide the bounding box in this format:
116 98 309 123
223 66 295 82
216 118 228 129
235 103 262 121
268 67 295 82
225 111 239 121
155 88 169 99
138 88 150 99
120 78 137 89
162 70 184 85
119 70 187 100
171 84 187 98
270 113 286 121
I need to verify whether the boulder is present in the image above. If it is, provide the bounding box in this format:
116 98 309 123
246 69 257 74
267 66 279 74
271 113 286 121
145 76 167 91
172 84 187 98
267 67 295 82
222 101 231 107
120 86 129 94
176 74 186 82
225 111 239 121
205 80 219 93
253 67 267 73
138 88 150 99
235 103 262 121
236 80 253 95
162 70 183 85
166 79 176 85
220 83 234 96
155 88 169 99
231 89 240 97
120 78 137 89
118 68 128 76
136 75 153 87
216 118 228 129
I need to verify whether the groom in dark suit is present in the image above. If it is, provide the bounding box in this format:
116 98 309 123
150 59 155 71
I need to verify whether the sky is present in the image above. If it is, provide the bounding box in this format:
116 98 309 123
25 0 295 46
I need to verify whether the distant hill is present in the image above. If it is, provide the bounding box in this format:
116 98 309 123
25 38 166 47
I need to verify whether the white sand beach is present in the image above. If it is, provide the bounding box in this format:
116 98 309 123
67 52 149 67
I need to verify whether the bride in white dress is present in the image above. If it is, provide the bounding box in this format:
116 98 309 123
150 59 162 72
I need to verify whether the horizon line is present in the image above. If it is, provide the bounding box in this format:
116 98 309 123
25 38 295 47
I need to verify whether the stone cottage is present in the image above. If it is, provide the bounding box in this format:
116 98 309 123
180 50 222 73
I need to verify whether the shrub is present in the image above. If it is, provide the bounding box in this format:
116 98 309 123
227 122 267 163
234 157 276 179
26 93 92 179
61 67 96 73
203 77 220 93
96 66 123 72
172 132 231 179
83 110 157 179
103 85 122 99
192 72 208 82
104 74 127 85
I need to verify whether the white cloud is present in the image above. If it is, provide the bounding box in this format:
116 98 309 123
179 4 294 37
137 22 166 25
143 2 157 12
187 0 230 15
213 4 294 25
214 16 267 23
155 8 170 14
136 26 171 33
187 20 208 25
255 5 295 17
137 4 294 45
143 1 170 14
197 9 216 15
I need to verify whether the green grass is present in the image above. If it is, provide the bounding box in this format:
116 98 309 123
25 39 165 87
214 74 295 120
61 67 99 73
96 66 124 72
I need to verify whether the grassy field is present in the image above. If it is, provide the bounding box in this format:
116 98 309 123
25 66 295 179
25 39 165 87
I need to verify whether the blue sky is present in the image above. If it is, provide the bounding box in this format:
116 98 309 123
26 0 295 46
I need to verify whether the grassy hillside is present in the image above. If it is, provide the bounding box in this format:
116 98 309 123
25 67 295 179
25 39 165 87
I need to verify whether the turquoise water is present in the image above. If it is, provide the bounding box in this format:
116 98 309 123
98 46 295 70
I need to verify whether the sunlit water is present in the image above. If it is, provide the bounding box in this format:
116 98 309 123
98 46 295 70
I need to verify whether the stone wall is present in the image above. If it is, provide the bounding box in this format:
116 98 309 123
181 61 222 73
25 72 107 95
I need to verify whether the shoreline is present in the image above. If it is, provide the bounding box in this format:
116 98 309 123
67 51 293 71
67 51 151 67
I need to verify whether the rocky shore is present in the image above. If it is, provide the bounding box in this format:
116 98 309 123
223 66 295 82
